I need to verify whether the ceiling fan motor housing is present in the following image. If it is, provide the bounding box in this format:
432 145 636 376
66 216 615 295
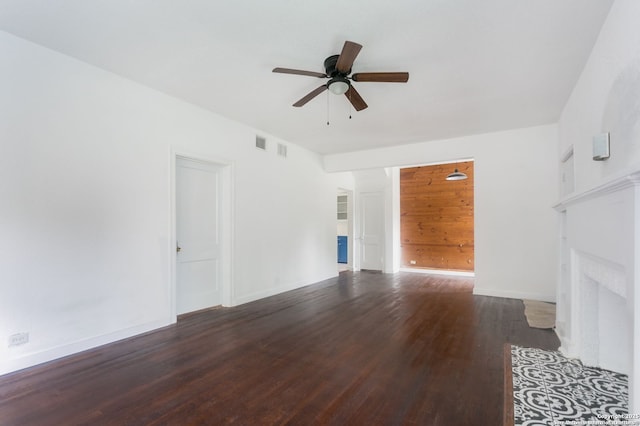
324 54 351 77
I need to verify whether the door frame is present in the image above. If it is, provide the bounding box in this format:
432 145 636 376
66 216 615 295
170 150 234 321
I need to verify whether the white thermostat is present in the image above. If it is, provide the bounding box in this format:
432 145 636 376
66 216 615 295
592 132 610 161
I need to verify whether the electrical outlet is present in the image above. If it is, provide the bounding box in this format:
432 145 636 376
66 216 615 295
8 332 29 347
410 260 417 265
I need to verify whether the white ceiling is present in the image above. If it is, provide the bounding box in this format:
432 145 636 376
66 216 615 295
0 0 613 155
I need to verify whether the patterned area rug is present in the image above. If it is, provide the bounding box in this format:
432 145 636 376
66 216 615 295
509 345 634 426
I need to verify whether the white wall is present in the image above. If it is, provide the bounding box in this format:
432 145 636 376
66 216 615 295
0 31 351 374
559 0 640 192
326 124 559 301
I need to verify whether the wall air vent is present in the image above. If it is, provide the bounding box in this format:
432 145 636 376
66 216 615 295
277 143 288 158
255 136 266 150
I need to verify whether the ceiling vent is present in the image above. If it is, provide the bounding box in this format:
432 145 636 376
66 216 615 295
255 136 266 150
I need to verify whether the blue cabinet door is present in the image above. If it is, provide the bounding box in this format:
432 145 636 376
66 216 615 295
337 236 348 263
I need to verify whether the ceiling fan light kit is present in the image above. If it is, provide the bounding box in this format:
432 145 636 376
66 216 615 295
328 77 350 95
273 40 409 112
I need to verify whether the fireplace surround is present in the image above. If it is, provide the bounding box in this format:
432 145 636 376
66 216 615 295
554 169 640 412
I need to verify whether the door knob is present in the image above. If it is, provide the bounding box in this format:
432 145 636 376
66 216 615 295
176 244 182 253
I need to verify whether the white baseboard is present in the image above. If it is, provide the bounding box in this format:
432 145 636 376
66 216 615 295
473 287 556 303
399 268 475 277
0 318 172 377
231 272 337 306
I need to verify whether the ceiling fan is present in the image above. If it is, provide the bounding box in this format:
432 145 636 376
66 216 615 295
272 41 409 111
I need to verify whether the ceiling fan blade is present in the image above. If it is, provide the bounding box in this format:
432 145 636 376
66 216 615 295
273 67 327 78
345 85 368 111
351 72 409 83
293 85 328 107
335 41 363 74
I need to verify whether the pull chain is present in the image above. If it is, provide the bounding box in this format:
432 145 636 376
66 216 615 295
326 87 354 124
326 89 330 126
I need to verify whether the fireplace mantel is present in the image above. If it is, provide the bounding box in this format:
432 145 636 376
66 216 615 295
553 169 640 211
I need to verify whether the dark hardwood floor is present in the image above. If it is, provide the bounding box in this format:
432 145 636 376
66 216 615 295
0 271 559 425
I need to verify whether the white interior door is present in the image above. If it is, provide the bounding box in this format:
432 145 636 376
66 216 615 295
176 157 221 314
360 192 384 271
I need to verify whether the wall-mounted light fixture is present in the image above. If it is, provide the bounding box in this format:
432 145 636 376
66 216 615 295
593 132 610 161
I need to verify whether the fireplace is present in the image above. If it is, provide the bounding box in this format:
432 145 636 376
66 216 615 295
576 252 630 373
555 170 640 412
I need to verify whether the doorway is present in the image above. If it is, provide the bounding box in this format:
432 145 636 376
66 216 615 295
173 154 233 316
399 161 474 273
337 189 353 272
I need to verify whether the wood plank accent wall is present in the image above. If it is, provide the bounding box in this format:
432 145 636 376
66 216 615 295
400 161 474 271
